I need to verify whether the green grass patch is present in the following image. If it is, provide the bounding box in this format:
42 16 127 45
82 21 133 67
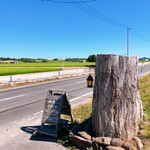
140 74 150 121
0 67 62 76
145 126 150 138
0 62 95 67
140 74 150 141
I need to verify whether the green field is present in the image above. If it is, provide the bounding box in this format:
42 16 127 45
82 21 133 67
0 62 95 67
0 67 62 76
138 60 150 63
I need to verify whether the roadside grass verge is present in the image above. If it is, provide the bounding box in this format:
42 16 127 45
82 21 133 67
72 100 92 124
140 73 150 121
61 100 92 124
139 74 150 150
0 62 95 67
0 67 62 76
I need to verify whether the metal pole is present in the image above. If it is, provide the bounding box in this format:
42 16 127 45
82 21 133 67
10 75 13 85
141 59 144 80
62 61 64 76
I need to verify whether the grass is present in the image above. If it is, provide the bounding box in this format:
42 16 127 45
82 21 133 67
61 100 92 124
140 73 150 121
72 100 92 124
0 61 95 76
0 67 62 76
138 60 150 63
139 73 150 149
0 62 95 67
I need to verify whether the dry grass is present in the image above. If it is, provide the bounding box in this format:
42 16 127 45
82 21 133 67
61 100 92 124
72 100 92 124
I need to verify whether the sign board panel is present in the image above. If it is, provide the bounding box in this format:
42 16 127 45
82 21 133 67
37 89 73 137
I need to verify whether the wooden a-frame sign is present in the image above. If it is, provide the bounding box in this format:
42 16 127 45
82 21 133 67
37 89 73 137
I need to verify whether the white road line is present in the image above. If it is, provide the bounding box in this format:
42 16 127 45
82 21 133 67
0 94 26 102
76 81 85 84
9 93 93 124
70 92 93 102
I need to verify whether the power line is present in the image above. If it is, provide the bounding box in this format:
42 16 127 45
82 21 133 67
69 0 127 28
132 29 150 42
43 0 127 28
70 0 150 43
42 0 97 3
43 0 150 43
78 0 127 28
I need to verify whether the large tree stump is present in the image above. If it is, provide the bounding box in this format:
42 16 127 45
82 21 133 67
92 54 143 140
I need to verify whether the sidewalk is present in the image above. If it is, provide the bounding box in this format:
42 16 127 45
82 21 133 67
0 67 95 86
138 61 150 66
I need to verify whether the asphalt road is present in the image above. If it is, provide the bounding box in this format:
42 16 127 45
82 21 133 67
0 76 93 126
0 63 150 127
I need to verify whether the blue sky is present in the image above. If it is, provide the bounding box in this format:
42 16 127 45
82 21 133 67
0 0 150 59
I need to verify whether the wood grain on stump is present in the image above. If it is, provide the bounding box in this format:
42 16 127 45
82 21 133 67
92 54 142 140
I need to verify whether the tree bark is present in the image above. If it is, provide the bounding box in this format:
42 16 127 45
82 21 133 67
92 54 142 140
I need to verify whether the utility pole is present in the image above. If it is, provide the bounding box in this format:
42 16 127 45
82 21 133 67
127 28 132 57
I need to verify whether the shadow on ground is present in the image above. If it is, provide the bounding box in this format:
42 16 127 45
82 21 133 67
20 117 92 149
20 126 57 142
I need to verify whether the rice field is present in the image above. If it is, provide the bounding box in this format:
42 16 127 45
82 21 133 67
0 67 62 76
0 62 95 76
0 62 95 67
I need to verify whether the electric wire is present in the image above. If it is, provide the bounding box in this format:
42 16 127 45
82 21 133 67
43 0 150 42
70 0 150 42
69 0 126 28
132 29 150 42
79 0 127 28
42 0 97 3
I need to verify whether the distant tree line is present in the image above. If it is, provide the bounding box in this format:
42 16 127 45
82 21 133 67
65 55 96 62
0 57 16 60
65 58 86 62
0 55 97 63
0 57 49 63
